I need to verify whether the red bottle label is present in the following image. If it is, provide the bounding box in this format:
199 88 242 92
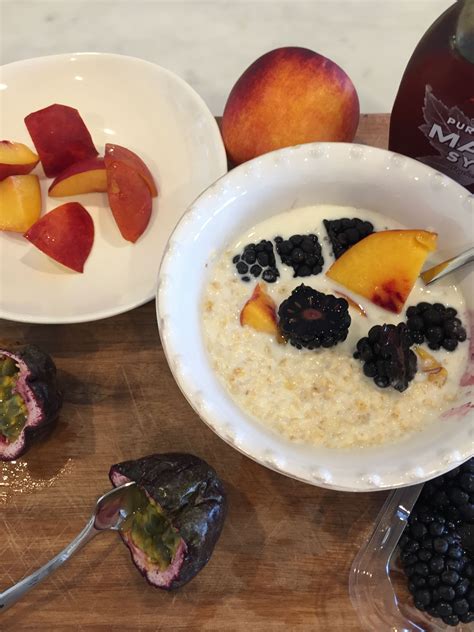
418 86 474 188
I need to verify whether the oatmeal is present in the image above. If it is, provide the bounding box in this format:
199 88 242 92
202 205 469 449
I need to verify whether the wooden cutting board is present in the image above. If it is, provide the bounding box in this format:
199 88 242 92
1 114 390 631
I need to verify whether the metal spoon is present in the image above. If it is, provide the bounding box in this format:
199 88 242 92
421 246 474 285
0 481 136 613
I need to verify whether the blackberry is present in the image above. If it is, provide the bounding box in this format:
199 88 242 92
405 302 467 352
277 285 351 350
274 234 324 277
232 240 280 283
353 323 417 392
399 459 474 626
323 217 374 259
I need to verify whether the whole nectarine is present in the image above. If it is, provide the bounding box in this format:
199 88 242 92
222 47 360 165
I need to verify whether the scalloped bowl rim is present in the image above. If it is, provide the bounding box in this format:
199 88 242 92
157 142 473 492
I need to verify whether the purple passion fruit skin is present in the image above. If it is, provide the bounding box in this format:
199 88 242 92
0 345 62 461
109 453 227 590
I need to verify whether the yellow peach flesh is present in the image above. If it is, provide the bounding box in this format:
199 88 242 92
326 230 437 314
0 175 42 232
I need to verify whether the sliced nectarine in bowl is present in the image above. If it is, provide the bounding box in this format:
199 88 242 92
0 141 39 181
24 103 98 177
0 175 41 233
106 160 152 243
48 157 107 197
240 282 282 339
24 202 94 273
326 229 437 313
105 144 158 197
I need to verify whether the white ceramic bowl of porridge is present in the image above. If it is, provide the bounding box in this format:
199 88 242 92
158 142 473 492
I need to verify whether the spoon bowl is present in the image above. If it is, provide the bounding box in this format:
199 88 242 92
94 481 136 530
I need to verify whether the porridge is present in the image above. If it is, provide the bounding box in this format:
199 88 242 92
202 205 469 449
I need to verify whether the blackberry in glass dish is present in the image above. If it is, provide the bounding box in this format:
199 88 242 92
400 459 474 626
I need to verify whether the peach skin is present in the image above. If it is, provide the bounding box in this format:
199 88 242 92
222 47 359 165
24 202 94 273
25 104 98 177
104 144 158 197
106 160 152 243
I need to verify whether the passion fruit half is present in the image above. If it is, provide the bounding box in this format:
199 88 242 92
109 453 227 590
0 345 62 461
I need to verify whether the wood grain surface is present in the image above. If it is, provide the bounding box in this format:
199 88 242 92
1 114 390 631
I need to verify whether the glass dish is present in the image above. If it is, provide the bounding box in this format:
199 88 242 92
350 484 472 631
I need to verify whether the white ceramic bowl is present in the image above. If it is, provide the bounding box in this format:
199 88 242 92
0 53 227 323
158 142 474 492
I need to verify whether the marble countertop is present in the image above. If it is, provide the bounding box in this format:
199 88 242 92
1 0 453 114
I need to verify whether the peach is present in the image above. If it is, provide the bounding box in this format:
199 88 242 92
24 104 98 177
104 144 158 197
106 160 152 243
222 47 359 165
415 347 448 387
0 141 39 181
48 157 106 197
326 230 437 314
0 175 41 233
240 283 280 337
24 202 94 273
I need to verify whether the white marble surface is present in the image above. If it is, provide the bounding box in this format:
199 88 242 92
1 0 453 114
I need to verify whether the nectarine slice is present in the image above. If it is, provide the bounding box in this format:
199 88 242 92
415 347 448 387
48 157 107 197
0 141 39 181
0 175 41 233
240 283 280 337
106 160 152 243
24 202 94 273
104 144 158 197
25 104 98 177
326 230 437 314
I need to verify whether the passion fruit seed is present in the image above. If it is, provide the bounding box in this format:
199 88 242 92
0 356 27 442
1 358 17 376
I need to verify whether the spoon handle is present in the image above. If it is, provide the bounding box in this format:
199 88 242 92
0 516 97 613
421 246 474 285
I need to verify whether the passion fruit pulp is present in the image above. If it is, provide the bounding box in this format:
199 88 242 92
0 356 28 443
120 486 182 571
0 344 62 461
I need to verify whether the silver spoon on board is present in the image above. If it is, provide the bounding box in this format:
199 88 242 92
421 246 474 285
0 481 136 612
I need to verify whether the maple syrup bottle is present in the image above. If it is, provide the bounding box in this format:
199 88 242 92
389 0 474 192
